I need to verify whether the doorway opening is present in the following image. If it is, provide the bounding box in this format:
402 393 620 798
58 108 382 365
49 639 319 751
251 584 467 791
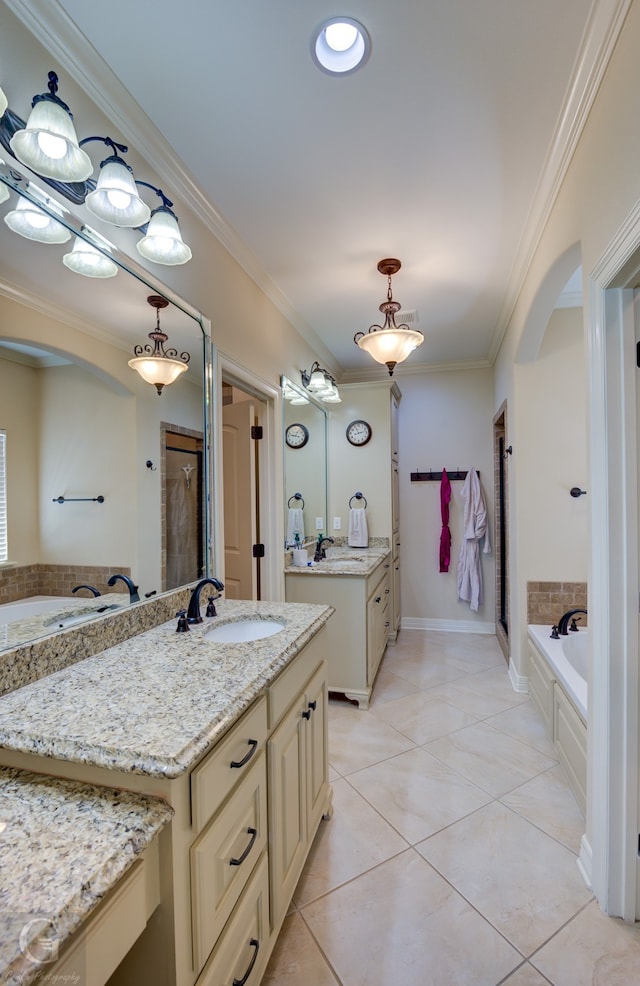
493 403 509 663
162 423 204 590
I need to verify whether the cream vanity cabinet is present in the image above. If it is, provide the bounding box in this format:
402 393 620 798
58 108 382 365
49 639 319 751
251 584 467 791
286 558 391 709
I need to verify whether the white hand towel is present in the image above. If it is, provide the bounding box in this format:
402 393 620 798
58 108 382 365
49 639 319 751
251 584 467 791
287 507 305 546
348 507 368 548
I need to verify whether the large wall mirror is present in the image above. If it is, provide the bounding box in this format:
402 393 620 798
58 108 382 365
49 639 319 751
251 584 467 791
0 165 211 651
282 376 327 547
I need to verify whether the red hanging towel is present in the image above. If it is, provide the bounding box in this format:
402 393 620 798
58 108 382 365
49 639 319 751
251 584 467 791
439 468 452 572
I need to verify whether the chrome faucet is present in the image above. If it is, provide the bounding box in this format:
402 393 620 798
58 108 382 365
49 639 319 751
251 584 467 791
556 608 587 635
107 573 140 604
314 535 334 562
187 577 224 623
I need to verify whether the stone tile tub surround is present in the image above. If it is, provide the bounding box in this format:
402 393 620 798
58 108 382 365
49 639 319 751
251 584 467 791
0 562 133 604
0 599 333 777
527 580 587 629
0 765 172 986
0 583 196 698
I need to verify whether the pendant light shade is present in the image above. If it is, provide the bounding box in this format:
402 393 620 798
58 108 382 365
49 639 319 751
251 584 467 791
128 295 190 395
136 206 192 265
355 259 423 375
4 195 71 244
0 86 7 118
10 72 92 182
63 235 118 278
85 154 151 227
0 183 9 206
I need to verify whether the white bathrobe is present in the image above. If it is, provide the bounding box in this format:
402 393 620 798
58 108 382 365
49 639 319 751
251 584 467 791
456 468 490 612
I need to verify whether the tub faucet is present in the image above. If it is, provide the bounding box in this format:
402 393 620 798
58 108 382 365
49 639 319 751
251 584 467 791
314 535 334 562
556 608 587 635
187 578 224 623
107 574 140 604
72 584 101 597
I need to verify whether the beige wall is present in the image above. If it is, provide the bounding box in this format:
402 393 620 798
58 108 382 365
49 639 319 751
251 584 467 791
495 0 640 677
0 355 39 564
397 369 495 627
514 306 587 583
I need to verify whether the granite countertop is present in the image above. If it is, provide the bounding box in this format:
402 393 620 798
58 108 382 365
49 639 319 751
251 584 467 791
0 593 130 652
0 765 172 986
284 541 390 577
0 598 333 778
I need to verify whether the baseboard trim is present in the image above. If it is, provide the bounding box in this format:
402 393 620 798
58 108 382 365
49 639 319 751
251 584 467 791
508 661 529 694
577 833 593 891
400 617 495 635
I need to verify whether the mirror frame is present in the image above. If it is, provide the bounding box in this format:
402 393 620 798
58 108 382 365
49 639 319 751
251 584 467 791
281 374 328 549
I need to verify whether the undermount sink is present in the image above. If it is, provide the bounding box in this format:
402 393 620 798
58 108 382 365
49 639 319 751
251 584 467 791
204 618 285 643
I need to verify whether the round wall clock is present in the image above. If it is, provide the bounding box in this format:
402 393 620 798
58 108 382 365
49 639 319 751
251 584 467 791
346 419 372 447
285 422 309 449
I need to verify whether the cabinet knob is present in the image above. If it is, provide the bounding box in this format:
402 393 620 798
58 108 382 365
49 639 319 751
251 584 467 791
385 588 390 594
385 621 390 628
308 700 317 711
302 708 312 720
375 596 381 604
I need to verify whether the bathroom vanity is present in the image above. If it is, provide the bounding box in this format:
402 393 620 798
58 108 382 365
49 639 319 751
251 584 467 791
285 544 391 708
0 597 334 986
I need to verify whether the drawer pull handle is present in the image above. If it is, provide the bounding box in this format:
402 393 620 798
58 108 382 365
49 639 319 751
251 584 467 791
308 700 317 711
385 588 390 594
385 621 390 628
233 938 260 985
302 708 311 720
375 596 381 603
230 739 258 769
229 827 258 866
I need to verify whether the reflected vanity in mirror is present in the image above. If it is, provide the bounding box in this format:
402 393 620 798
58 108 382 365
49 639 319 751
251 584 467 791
0 164 212 652
281 376 328 548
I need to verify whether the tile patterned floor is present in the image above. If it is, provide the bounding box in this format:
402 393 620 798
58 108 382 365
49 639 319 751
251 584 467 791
262 629 640 985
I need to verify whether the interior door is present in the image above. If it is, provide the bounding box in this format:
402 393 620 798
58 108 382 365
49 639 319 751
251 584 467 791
223 399 256 599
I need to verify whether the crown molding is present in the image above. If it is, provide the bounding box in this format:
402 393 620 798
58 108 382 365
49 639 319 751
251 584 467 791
487 0 632 363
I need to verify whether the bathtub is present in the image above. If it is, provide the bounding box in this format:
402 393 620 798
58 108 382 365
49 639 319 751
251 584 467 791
528 624 587 722
0 596 77 624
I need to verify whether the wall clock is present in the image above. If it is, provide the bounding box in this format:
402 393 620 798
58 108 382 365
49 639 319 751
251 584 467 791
285 422 309 449
346 419 372 447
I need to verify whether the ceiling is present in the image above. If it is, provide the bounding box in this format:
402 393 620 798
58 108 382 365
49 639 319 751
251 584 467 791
9 1 601 376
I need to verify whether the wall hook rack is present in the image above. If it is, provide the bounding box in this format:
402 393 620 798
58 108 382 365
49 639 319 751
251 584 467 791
53 495 105 504
410 469 477 482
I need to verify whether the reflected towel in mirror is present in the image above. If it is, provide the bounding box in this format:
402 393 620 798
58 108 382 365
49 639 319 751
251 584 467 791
348 507 368 548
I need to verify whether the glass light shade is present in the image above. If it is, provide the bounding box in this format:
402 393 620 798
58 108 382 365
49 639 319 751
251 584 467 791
63 236 118 278
85 157 151 227
136 206 192 265
321 381 341 402
356 327 424 372
128 355 188 394
0 183 9 206
307 368 327 392
4 196 71 243
0 87 7 118
289 393 310 405
10 98 92 182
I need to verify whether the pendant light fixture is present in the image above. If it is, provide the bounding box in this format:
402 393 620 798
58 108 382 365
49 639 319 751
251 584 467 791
9 71 92 182
4 191 71 244
128 295 190 395
84 138 151 227
354 259 424 375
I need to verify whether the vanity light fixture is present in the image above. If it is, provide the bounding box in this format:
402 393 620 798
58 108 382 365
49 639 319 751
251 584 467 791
312 17 371 76
354 259 424 376
62 226 118 278
128 295 190 395
300 361 342 403
135 184 192 266
4 188 71 244
84 138 151 227
9 71 92 182
0 87 7 118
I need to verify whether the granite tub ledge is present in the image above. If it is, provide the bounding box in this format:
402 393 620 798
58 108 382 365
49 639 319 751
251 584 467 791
0 765 172 986
0 598 333 779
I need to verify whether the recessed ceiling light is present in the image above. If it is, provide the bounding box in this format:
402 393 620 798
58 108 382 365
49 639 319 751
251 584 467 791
312 17 371 76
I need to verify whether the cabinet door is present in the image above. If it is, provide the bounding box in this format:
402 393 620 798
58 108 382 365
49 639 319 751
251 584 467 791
304 663 328 838
268 695 307 927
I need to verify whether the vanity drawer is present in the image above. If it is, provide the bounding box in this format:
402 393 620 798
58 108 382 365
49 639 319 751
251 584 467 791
191 750 268 973
268 631 324 728
196 853 270 986
191 695 267 832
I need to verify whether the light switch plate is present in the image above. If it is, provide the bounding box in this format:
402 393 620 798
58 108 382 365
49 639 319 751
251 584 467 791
315 517 324 530
333 517 341 530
